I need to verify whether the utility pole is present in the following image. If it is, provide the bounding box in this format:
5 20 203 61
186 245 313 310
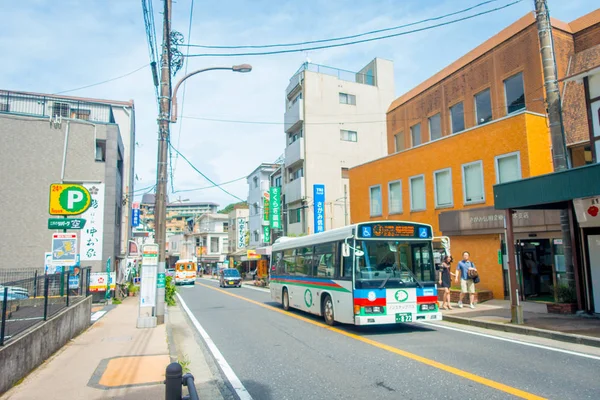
534 0 575 293
154 0 172 324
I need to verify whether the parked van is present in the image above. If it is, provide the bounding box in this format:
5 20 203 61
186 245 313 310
174 260 197 285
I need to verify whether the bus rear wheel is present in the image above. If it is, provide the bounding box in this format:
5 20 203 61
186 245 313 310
282 288 290 311
323 295 335 326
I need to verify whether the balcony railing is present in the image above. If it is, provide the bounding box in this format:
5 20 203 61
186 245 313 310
284 177 305 204
0 90 115 124
289 62 375 89
285 137 304 167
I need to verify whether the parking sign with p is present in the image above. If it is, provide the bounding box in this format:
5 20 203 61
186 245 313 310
49 184 91 215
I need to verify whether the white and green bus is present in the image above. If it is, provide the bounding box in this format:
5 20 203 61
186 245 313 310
270 221 443 326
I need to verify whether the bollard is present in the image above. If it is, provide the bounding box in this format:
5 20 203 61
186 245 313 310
165 362 183 400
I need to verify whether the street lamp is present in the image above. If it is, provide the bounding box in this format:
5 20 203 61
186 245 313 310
171 64 253 123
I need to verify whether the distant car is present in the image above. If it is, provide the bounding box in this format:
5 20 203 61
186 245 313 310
219 268 242 288
0 285 29 300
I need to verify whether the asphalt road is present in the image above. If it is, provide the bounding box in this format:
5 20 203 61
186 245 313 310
179 280 600 400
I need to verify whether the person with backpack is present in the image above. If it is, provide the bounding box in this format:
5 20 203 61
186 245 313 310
454 251 478 309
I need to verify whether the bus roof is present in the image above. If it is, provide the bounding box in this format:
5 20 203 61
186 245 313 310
272 221 433 252
176 259 195 263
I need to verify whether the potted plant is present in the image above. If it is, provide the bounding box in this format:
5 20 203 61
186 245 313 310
127 282 139 297
547 284 577 314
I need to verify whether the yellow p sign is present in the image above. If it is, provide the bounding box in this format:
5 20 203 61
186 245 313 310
49 184 92 215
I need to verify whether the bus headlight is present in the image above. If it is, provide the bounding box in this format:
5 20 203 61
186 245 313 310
364 306 383 314
364 307 373 313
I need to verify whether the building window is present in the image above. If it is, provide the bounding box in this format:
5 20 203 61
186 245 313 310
288 129 303 145
450 102 465 133
495 152 522 183
505 72 525 114
388 180 402 214
410 123 421 146
409 175 425 211
341 167 349 179
429 113 442 141
290 167 303 181
253 204 259 215
253 176 259 188
223 222 229 232
274 176 282 187
52 102 70 117
72 109 91 121
434 168 453 208
462 161 485 204
340 129 357 142
570 145 593 167
369 185 382 216
339 93 356 105
95 140 106 162
289 208 301 224
210 237 219 253
475 88 492 125
394 132 405 152
254 231 259 242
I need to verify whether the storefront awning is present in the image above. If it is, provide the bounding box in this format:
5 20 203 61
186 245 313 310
494 163 600 210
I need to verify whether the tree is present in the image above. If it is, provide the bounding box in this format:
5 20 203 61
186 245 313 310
218 201 247 214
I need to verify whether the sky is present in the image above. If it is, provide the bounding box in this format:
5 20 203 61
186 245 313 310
1 0 596 210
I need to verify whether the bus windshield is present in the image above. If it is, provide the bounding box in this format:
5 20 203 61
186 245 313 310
354 240 434 289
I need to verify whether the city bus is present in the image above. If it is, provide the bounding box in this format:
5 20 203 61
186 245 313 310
269 221 443 326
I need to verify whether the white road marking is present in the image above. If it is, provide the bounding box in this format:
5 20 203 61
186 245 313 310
90 311 106 322
177 293 253 400
419 321 600 361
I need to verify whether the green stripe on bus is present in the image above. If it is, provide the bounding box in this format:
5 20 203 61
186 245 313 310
270 280 351 293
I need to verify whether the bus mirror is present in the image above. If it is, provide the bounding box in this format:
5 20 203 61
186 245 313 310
342 243 350 257
355 250 365 257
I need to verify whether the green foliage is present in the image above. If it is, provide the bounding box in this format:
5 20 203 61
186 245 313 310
556 283 577 304
178 355 191 374
165 276 177 306
218 202 247 214
112 298 122 305
127 282 139 295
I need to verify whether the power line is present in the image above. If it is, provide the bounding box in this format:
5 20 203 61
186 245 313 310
133 184 156 193
53 64 150 95
168 142 245 202
172 0 196 177
185 0 499 50
185 0 522 57
173 176 247 193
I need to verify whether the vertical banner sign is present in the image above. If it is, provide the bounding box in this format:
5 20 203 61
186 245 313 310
313 184 325 233
270 187 281 230
263 225 271 244
237 218 247 249
105 257 111 299
263 191 270 224
140 244 158 308
80 183 105 261
131 209 140 227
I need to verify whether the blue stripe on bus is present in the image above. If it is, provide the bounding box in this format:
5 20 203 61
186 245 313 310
353 289 386 299
417 287 437 296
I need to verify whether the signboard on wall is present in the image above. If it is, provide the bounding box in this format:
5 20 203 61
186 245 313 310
269 187 281 230
263 191 270 225
313 184 325 233
574 196 600 228
79 183 105 261
238 217 247 249
51 233 78 266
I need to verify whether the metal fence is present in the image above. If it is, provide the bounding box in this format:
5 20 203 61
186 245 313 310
0 90 114 124
0 267 91 346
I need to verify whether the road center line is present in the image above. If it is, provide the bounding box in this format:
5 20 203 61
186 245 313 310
197 282 546 400
419 321 600 361
176 293 253 400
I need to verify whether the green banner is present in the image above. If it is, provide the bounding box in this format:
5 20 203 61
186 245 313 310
269 187 281 230
263 225 271 244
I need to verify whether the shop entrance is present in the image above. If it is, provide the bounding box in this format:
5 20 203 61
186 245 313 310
516 239 564 302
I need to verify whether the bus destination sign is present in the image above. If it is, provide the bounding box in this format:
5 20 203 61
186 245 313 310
358 223 431 239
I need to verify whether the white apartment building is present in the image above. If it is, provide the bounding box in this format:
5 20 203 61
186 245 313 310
282 59 395 235
247 163 279 247
192 213 229 271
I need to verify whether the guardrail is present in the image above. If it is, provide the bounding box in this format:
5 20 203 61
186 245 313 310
0 268 91 345
165 362 199 400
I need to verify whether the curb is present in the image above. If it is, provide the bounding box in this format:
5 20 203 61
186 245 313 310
241 283 269 291
443 315 600 348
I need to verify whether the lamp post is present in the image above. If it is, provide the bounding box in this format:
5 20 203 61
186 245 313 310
171 64 253 123
154 63 252 324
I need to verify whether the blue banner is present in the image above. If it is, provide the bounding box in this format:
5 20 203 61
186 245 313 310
313 184 325 233
132 208 140 227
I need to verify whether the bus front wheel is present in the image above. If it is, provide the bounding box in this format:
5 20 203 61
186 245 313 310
323 295 335 326
282 288 290 311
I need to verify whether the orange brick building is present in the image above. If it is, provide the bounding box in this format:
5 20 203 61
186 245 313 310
350 10 600 301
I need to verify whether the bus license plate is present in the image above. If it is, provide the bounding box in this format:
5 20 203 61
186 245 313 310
229 281 234 285
395 313 413 323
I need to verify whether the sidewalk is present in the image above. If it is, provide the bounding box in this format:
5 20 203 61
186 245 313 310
1 297 222 400
441 299 600 347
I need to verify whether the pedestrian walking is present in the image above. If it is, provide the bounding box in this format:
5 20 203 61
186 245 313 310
438 255 455 310
455 251 478 309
